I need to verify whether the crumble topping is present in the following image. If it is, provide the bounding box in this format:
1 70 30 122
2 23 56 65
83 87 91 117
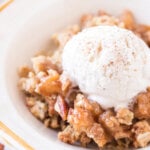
18 10 150 149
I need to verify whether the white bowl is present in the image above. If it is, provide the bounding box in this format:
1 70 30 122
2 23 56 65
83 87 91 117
1 0 150 149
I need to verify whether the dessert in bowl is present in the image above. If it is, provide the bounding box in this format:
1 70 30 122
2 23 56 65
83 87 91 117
3 0 150 149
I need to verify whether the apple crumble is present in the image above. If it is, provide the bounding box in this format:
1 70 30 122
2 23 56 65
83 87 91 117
18 10 150 149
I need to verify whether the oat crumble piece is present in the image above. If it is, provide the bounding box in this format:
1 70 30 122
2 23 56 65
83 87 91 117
116 108 134 125
58 125 80 144
75 94 103 118
30 101 48 121
86 123 111 147
132 120 150 148
58 125 91 146
31 55 57 73
79 132 91 147
133 90 150 119
19 72 40 94
68 107 110 147
99 109 131 140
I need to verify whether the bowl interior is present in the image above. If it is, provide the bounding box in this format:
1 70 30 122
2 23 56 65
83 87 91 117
3 0 150 149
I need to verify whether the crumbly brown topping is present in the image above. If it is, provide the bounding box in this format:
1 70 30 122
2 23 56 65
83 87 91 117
18 9 150 149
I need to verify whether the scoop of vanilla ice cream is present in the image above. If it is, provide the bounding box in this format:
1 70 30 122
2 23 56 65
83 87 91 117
62 26 150 109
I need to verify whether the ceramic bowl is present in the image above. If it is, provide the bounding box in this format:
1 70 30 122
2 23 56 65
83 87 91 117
2 0 150 149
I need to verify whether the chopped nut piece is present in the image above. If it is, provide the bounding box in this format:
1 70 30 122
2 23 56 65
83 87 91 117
116 108 134 125
132 120 150 148
45 96 58 117
55 95 68 121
